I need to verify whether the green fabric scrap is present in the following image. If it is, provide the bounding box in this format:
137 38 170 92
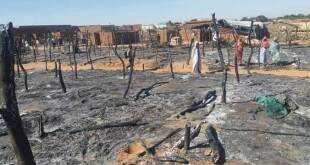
254 95 288 118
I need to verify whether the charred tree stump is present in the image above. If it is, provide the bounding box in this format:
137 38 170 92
0 22 36 165
54 61 58 78
123 48 137 98
57 59 66 93
246 21 254 75
174 123 202 149
212 13 227 104
184 124 190 152
38 114 47 138
205 124 225 164
168 34 175 79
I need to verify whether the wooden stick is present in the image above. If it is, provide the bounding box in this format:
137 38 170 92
111 29 126 79
246 20 254 75
15 45 28 90
168 34 175 79
180 90 216 115
38 114 47 138
54 61 58 78
149 128 182 150
184 124 190 152
57 59 66 93
234 55 240 83
134 82 169 101
212 13 227 104
83 57 108 65
140 141 189 164
73 31 78 79
69 118 143 134
123 47 137 98
43 38 48 71
220 127 310 138
174 123 202 149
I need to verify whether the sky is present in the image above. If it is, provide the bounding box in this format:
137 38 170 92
0 0 309 26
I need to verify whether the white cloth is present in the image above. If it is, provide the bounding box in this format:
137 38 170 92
191 46 201 73
259 47 267 64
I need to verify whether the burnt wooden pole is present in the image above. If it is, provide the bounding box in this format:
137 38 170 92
54 61 58 78
16 44 21 77
0 22 36 165
85 31 89 62
73 32 78 79
141 31 145 59
212 13 227 104
38 114 46 138
43 39 48 71
86 32 94 70
168 34 175 79
48 37 52 62
184 124 190 152
231 26 240 82
57 59 66 93
123 47 137 98
202 27 206 57
246 20 254 75
31 36 37 62
234 55 240 83
112 29 126 79
16 46 28 90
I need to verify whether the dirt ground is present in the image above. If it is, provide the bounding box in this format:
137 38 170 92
1 45 310 165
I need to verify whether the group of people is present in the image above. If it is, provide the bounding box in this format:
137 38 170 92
189 35 281 74
124 35 281 74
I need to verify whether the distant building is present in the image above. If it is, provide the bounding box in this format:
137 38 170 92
142 24 156 31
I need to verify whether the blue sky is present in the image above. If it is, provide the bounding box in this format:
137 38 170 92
1 0 309 26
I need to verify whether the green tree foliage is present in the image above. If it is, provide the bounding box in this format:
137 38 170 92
256 15 269 22
241 13 310 21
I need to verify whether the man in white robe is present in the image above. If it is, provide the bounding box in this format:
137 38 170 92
191 41 201 73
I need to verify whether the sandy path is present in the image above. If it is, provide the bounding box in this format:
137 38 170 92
20 59 310 78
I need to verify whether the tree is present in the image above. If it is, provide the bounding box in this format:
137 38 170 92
256 15 269 22
241 17 249 21
0 22 36 165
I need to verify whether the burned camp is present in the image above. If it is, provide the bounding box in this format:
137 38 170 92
1 1 310 165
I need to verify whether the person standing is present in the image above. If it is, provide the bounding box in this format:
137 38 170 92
125 44 133 70
233 38 244 65
270 38 281 64
259 36 269 66
191 41 201 73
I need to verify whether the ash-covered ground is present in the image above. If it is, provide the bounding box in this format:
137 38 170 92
0 45 310 165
